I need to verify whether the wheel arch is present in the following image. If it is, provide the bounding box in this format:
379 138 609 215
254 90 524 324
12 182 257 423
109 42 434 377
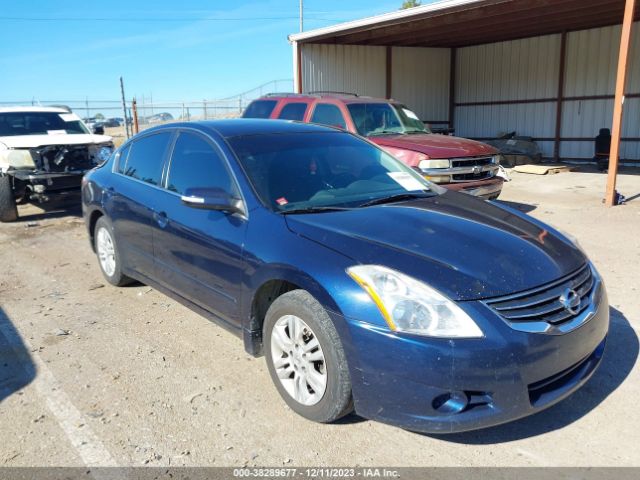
243 266 343 357
87 207 106 252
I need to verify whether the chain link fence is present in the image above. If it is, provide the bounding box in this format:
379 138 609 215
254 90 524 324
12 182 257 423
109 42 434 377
0 79 293 145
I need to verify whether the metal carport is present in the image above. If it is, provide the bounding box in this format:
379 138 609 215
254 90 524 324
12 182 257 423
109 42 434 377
289 0 638 206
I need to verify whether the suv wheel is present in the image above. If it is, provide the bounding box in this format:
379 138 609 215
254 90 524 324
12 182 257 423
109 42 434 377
94 216 132 286
264 290 353 423
0 175 18 222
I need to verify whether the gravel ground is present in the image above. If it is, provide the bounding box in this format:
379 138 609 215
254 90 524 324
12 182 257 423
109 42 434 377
0 167 639 467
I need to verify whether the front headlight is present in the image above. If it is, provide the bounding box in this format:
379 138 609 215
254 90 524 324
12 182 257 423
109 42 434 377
347 265 483 338
419 159 450 170
91 143 114 165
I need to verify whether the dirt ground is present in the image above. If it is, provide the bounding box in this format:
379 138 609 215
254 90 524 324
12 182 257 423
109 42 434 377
0 167 639 467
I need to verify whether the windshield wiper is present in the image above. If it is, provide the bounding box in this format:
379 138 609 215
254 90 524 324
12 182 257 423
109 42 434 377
358 192 435 208
404 129 428 134
279 206 353 215
368 130 404 136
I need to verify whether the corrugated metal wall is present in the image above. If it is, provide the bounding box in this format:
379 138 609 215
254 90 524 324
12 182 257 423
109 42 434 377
562 23 640 159
300 44 450 121
390 47 450 122
300 44 386 98
454 23 640 160
455 34 561 157
299 21 640 161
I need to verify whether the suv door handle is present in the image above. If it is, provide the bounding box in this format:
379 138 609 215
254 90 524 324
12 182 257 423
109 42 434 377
154 211 169 229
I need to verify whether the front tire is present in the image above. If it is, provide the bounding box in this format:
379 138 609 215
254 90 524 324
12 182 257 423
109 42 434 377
0 175 18 222
94 216 132 286
264 290 353 423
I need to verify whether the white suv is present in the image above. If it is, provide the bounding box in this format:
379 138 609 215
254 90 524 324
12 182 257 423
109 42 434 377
0 106 114 221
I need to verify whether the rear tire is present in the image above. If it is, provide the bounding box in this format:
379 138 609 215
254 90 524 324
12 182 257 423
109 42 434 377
0 175 18 222
94 216 132 286
264 290 353 423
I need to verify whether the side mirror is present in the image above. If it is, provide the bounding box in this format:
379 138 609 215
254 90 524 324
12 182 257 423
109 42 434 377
181 188 244 216
92 125 105 135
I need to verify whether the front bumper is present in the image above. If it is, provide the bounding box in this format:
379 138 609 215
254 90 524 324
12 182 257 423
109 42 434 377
335 285 609 434
11 170 84 201
444 177 504 199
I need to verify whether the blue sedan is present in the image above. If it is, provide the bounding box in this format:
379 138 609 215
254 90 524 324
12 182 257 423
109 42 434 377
82 120 608 433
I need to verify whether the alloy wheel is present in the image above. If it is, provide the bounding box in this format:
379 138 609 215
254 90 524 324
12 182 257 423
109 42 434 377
270 314 327 406
96 227 116 277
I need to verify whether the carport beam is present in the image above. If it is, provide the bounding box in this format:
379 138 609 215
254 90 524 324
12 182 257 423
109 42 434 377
386 46 392 99
554 32 567 162
293 41 303 94
449 47 457 131
605 0 636 206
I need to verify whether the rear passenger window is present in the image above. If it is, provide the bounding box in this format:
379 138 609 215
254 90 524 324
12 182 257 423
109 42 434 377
277 103 308 121
243 100 277 119
166 132 236 196
115 144 131 174
311 104 347 129
122 132 172 185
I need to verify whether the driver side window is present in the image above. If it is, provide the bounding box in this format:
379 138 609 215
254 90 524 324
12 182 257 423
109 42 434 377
166 131 237 197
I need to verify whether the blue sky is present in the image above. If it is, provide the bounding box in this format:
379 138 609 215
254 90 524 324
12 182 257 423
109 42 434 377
0 0 408 102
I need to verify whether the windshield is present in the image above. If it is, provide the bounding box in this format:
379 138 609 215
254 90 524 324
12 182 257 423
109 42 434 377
0 111 90 136
228 131 439 212
347 103 430 137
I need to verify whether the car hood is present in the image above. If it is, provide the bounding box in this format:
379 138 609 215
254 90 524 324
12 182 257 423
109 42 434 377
285 192 586 301
371 133 497 158
0 134 112 149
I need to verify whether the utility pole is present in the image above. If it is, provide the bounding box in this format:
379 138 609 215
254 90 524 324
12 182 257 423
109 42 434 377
120 77 130 139
299 0 303 32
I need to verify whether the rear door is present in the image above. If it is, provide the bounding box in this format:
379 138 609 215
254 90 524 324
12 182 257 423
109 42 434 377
152 129 248 325
109 131 174 279
275 102 309 121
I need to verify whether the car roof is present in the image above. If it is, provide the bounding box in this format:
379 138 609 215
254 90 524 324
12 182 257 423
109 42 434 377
255 93 398 105
0 106 70 114
162 119 344 138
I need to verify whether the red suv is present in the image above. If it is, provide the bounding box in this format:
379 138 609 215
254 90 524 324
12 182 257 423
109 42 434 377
243 93 503 199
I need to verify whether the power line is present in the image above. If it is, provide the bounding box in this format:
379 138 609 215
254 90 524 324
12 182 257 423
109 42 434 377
0 15 342 23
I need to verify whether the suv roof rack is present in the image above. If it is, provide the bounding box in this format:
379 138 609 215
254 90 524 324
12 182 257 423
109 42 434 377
263 92 310 98
308 91 359 97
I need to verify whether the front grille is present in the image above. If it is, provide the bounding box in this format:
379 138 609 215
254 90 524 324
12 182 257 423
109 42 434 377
451 156 494 168
35 145 95 173
447 156 497 183
452 171 493 181
485 264 595 327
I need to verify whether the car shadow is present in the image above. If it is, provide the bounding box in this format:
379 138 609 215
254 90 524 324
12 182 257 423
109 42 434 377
0 307 36 403
426 307 636 444
16 195 82 223
495 200 537 213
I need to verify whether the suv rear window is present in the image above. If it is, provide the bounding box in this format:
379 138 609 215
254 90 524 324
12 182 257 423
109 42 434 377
310 104 347 129
277 103 308 121
242 100 277 119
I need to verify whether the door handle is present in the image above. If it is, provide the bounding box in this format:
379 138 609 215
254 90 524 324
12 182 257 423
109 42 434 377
154 211 169 229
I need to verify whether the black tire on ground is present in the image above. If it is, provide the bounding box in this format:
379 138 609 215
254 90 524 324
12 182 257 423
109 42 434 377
93 216 133 287
0 175 18 222
264 289 353 423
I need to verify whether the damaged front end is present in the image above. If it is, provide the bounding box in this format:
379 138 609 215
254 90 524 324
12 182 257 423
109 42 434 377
0 143 113 203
